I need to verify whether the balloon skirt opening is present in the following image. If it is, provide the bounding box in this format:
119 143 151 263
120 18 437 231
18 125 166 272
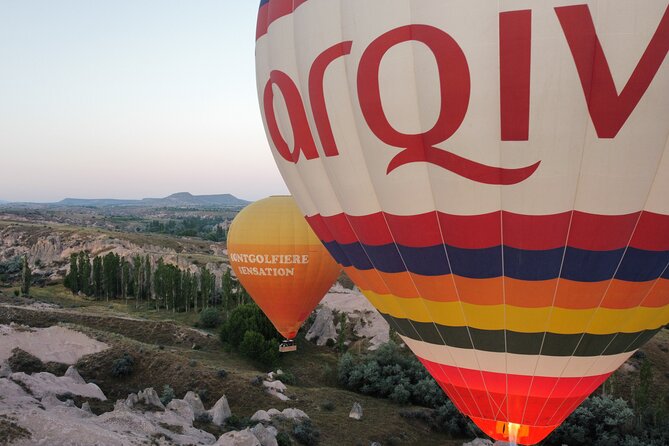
469 417 558 445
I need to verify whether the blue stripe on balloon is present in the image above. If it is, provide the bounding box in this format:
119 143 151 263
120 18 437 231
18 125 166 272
617 248 669 281
259 0 270 7
322 240 669 282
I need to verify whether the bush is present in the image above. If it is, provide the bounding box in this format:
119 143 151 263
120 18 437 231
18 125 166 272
338 342 479 437
279 370 297 385
319 401 335 411
545 395 669 446
276 432 293 446
8 348 45 374
110 353 135 377
199 308 221 329
220 303 279 347
337 342 447 408
240 331 266 358
220 303 281 367
292 420 320 445
160 385 175 406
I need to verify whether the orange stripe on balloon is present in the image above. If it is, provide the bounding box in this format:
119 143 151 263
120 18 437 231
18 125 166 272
346 267 669 310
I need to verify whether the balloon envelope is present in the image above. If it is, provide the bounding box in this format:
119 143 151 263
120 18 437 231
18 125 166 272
256 1 669 443
227 196 341 340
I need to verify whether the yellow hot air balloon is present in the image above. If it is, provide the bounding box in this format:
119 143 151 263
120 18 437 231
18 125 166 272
255 1 669 443
227 196 341 351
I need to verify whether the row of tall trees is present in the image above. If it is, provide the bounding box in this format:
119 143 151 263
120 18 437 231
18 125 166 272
64 251 250 312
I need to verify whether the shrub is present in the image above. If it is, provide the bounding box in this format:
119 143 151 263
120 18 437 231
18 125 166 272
160 385 175 406
199 308 221 329
292 420 320 445
8 348 45 374
220 303 279 347
276 432 293 446
337 342 447 408
240 331 266 358
279 370 297 385
220 303 282 367
338 342 479 437
545 395 669 446
110 353 135 377
319 401 335 411
217 369 228 379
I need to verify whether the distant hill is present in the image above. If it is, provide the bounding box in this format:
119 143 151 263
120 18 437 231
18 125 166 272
57 192 250 208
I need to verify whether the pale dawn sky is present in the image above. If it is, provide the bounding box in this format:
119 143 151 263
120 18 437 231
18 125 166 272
0 0 288 202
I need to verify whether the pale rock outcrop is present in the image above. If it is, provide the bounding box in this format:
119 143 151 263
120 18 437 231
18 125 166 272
125 393 139 408
184 391 206 417
209 395 232 426
263 379 289 401
167 399 195 422
250 410 271 423
281 408 309 421
81 401 93 414
0 324 109 365
305 307 337 346
9 371 106 400
267 408 282 417
250 407 309 423
64 366 86 384
0 360 11 378
311 285 390 350
215 428 261 446
349 402 363 420
263 380 287 393
251 423 278 446
137 387 165 410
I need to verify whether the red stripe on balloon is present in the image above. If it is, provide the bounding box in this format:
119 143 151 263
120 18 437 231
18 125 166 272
420 357 609 435
306 211 669 251
256 0 308 40
418 357 610 399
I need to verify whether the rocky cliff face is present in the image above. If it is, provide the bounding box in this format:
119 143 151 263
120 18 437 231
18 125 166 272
0 225 228 282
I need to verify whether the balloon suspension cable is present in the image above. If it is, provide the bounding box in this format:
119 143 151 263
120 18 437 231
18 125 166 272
279 339 297 353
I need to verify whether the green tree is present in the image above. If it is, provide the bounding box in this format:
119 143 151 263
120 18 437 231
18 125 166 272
65 253 79 294
121 257 131 303
20 256 31 296
221 268 235 312
132 255 143 305
219 303 280 348
92 256 103 298
78 251 91 296
200 266 215 309
144 255 152 301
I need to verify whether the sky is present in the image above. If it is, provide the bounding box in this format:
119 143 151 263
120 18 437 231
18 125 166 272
0 0 288 202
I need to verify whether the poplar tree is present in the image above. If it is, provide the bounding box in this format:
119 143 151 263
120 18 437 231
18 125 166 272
78 252 91 296
133 255 143 306
221 268 234 311
92 256 103 298
20 256 31 296
66 253 79 294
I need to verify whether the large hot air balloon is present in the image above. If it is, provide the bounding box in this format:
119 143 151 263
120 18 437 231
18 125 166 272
227 196 341 351
255 0 669 443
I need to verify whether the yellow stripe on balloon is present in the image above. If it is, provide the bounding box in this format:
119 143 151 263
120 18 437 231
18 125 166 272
362 289 669 335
